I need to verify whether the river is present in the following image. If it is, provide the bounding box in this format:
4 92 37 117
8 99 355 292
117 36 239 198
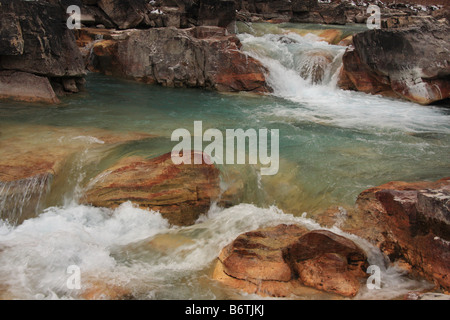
0 23 449 300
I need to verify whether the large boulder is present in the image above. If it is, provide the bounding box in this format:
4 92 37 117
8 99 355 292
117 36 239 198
340 20 450 105
81 151 222 226
213 224 369 297
86 26 269 93
336 177 450 291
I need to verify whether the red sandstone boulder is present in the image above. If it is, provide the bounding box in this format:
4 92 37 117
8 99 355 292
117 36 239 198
81 151 221 226
345 177 450 291
338 48 397 97
213 225 369 298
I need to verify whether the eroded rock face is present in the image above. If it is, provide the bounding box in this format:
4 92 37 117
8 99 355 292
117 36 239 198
340 177 450 291
87 26 269 93
98 0 149 29
82 151 221 226
340 20 450 105
214 224 369 297
0 0 86 103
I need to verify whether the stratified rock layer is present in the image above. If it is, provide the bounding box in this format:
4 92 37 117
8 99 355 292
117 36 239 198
82 151 221 226
214 224 369 297
332 177 450 291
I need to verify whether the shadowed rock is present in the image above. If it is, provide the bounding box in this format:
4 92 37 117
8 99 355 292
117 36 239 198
0 0 86 103
339 20 450 105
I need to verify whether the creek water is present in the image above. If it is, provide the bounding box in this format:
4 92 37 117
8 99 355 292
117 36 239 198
0 23 449 300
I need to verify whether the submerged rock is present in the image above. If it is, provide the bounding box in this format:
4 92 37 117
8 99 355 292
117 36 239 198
340 20 450 105
0 124 153 224
82 151 221 226
213 224 369 298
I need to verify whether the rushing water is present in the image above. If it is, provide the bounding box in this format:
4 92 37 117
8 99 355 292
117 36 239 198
0 23 449 300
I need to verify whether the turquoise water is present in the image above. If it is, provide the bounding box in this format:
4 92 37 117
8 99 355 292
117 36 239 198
0 24 449 300
2 72 449 215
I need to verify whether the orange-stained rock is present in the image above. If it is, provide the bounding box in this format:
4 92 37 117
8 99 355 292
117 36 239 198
391 78 450 106
82 27 269 93
82 151 221 226
219 224 308 283
214 224 369 298
338 35 353 47
286 230 369 297
296 253 361 297
317 29 343 45
338 48 394 96
340 177 450 291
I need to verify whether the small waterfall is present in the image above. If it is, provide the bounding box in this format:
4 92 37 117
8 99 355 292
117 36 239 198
0 173 52 225
237 30 346 97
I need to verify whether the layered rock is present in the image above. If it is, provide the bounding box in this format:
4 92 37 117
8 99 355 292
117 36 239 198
81 151 221 226
0 0 86 103
213 224 369 297
85 26 269 93
339 20 450 105
330 177 450 291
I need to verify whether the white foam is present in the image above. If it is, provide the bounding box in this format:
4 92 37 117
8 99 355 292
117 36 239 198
0 202 435 299
0 202 169 299
238 32 450 134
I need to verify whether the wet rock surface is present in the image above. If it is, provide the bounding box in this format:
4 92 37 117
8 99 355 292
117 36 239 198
339 20 450 105
0 124 153 224
323 177 450 291
82 151 222 226
84 26 269 93
213 224 369 297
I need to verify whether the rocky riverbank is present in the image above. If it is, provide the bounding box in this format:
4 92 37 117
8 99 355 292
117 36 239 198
338 18 450 105
1 0 449 104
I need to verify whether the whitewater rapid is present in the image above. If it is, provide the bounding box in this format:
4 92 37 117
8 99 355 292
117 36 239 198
0 201 433 300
